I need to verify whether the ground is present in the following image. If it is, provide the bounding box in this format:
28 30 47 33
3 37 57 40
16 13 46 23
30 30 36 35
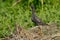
1 22 60 40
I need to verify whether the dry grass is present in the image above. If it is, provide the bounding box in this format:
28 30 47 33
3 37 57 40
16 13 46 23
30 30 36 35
1 22 60 40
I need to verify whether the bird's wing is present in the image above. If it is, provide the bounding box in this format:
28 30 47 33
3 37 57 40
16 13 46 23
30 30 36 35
34 16 42 22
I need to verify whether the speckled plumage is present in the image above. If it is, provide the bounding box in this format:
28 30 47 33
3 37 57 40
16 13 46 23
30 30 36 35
31 3 48 26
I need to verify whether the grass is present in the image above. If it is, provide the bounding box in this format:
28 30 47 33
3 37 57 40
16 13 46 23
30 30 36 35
0 0 60 38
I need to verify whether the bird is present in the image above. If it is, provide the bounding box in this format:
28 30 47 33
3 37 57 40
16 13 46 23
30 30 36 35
30 3 48 26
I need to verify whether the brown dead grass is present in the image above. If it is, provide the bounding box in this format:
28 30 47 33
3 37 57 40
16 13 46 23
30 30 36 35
1 22 60 40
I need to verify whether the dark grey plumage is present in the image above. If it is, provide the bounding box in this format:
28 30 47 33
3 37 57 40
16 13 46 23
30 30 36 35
30 4 48 26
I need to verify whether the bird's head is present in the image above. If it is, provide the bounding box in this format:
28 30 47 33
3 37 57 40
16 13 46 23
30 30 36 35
30 3 34 9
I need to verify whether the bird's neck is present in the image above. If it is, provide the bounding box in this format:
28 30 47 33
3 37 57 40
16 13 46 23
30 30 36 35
32 8 35 15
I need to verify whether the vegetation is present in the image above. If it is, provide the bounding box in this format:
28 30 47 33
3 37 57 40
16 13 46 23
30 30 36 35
0 0 60 38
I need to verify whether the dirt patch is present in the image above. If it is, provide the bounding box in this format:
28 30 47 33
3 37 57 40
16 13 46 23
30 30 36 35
1 23 60 40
